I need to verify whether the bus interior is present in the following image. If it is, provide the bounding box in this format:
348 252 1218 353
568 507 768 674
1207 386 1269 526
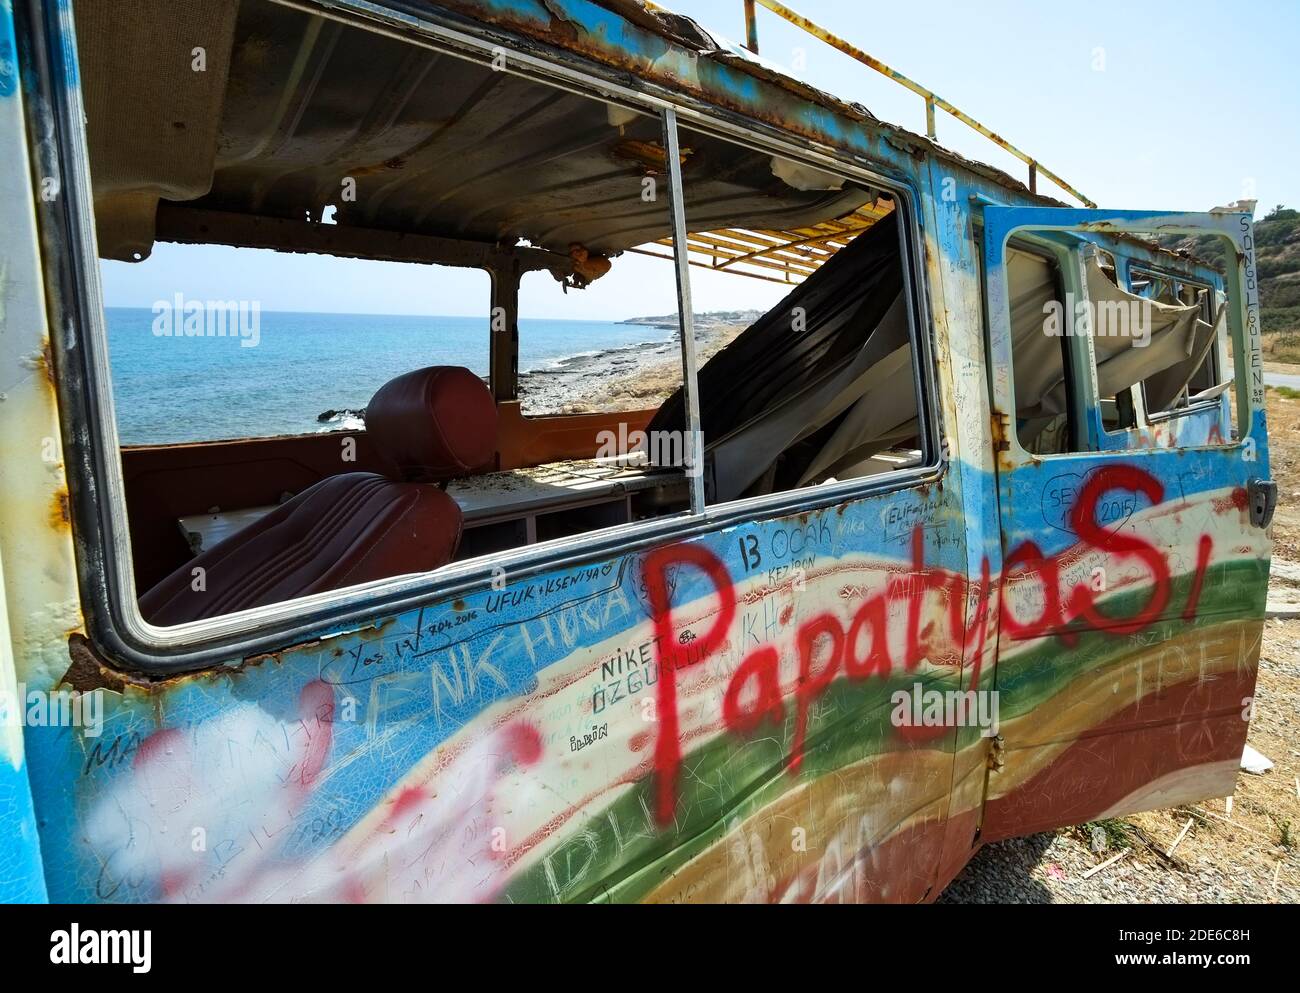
71 0 1224 626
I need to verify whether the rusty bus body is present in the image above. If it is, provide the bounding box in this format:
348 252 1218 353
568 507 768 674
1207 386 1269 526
0 0 1273 903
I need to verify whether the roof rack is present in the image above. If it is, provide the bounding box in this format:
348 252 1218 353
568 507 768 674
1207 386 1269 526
740 0 1096 208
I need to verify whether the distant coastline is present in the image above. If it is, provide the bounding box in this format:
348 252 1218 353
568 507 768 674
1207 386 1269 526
619 309 765 330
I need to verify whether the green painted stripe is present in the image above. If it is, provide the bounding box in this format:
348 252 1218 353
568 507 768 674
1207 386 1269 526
502 558 1264 903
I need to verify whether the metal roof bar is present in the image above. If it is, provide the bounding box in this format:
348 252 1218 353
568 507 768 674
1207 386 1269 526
742 0 1097 207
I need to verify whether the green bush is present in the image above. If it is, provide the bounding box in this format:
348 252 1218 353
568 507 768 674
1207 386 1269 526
1263 281 1300 309
1263 308 1300 333
1256 217 1300 247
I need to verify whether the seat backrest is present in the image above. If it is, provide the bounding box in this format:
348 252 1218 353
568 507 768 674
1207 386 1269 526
365 365 497 480
140 366 496 625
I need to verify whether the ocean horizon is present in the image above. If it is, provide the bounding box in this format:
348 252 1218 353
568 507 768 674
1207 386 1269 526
104 306 675 445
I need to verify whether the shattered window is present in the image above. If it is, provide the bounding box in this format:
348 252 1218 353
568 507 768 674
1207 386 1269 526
1084 248 1230 442
1001 233 1237 456
1127 269 1225 419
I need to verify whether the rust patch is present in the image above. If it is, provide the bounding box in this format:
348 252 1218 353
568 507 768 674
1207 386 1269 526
240 640 323 673
60 628 338 696
990 411 1012 462
537 0 582 43
49 486 71 531
882 133 924 161
152 637 319 687
612 138 689 172
61 634 128 694
355 616 398 639
41 337 55 388
236 617 394 674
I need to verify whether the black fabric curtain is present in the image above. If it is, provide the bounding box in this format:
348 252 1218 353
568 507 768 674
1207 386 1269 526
649 210 902 443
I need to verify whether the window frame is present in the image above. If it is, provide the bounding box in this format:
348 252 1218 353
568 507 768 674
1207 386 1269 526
989 221 1241 460
25 0 943 674
994 232 1093 461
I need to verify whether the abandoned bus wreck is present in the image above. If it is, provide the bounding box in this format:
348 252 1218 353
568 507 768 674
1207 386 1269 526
0 0 1273 904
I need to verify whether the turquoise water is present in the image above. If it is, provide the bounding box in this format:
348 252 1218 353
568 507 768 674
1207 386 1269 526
104 307 672 445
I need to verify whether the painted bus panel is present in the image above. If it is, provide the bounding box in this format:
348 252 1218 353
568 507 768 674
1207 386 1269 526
0 0 1270 903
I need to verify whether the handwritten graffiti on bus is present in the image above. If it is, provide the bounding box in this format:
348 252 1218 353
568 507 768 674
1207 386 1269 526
643 465 1220 825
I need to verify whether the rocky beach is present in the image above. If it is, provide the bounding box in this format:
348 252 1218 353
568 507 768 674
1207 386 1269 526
518 318 748 415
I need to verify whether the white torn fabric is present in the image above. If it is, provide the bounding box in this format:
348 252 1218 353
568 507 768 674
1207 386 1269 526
1186 378 1233 405
797 342 917 485
770 156 845 192
1006 246 1212 421
706 294 912 497
795 296 920 485
1007 248 1067 418
1140 301 1225 411
1084 251 1212 408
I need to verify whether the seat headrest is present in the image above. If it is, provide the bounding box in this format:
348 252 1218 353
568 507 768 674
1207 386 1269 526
366 366 496 479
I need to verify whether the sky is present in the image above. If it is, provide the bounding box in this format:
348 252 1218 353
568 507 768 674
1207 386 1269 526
99 0 1300 320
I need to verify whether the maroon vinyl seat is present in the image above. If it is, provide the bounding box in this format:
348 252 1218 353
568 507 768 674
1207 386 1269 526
140 366 496 625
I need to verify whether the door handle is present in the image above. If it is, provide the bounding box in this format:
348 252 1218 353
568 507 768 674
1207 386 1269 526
1248 478 1277 529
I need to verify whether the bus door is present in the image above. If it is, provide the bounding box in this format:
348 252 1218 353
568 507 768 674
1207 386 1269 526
978 206 1272 840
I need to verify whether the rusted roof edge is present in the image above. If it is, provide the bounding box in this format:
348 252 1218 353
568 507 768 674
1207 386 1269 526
419 0 1062 206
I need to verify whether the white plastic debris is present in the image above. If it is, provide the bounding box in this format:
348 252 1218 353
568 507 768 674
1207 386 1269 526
1240 744 1274 775
1265 599 1300 619
1090 825 1108 853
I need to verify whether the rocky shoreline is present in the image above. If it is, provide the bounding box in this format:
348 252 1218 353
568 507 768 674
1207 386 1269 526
518 322 743 415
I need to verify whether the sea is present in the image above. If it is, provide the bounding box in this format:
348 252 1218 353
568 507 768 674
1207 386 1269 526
104 307 674 445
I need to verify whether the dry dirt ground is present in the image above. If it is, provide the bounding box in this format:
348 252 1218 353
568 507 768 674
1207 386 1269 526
941 382 1300 903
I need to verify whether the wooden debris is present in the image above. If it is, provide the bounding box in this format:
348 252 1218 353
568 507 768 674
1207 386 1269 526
1166 817 1195 858
1081 848 1130 879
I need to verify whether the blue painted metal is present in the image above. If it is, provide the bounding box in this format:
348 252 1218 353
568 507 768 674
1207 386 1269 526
0 760 48 903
